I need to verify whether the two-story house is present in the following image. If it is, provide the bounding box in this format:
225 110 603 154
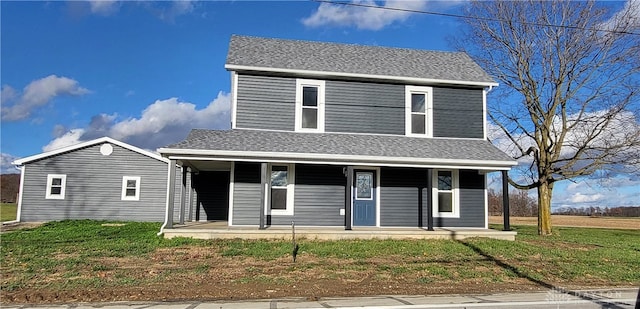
158 35 516 234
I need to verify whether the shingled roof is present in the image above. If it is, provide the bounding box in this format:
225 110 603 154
225 35 496 86
159 129 515 170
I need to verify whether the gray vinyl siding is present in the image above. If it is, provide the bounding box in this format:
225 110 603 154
235 74 296 131
270 164 345 226
20 143 179 222
427 170 486 228
325 80 404 134
231 162 261 225
232 163 346 226
380 168 428 227
433 87 484 138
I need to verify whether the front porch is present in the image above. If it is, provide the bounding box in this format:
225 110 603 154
163 222 517 241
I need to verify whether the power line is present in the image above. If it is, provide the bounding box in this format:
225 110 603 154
311 0 640 36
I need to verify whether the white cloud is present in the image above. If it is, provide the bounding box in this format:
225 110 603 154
0 153 20 174
43 91 231 152
42 129 85 152
569 192 605 203
89 0 120 16
601 0 640 32
1 75 90 121
302 0 428 30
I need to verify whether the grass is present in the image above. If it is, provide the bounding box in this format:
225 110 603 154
1 220 639 299
1 203 17 222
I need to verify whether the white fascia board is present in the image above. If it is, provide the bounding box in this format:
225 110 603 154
158 148 517 170
14 137 170 165
225 65 499 88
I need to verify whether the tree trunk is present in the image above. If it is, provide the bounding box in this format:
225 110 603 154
537 182 553 235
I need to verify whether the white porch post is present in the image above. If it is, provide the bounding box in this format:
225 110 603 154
179 167 187 225
165 160 177 229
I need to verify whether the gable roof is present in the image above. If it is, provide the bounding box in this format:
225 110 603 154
225 35 497 87
159 129 516 170
13 137 169 166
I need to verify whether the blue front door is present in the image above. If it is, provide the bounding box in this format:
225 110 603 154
353 170 376 226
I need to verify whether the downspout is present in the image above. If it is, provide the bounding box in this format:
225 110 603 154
3 165 24 225
157 160 175 236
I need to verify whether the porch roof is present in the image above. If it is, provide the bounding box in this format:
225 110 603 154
158 129 517 170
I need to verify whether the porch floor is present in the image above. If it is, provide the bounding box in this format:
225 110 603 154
163 221 517 241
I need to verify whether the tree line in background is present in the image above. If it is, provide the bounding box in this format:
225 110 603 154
489 189 640 217
1 174 20 203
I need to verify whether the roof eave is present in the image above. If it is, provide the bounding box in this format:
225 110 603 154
157 147 517 170
224 64 499 88
13 137 170 166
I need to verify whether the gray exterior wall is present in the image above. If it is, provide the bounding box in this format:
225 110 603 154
231 163 346 226
380 168 428 227
380 168 485 228
432 87 484 138
325 80 404 134
235 74 296 131
20 142 180 222
231 162 261 225
235 74 485 138
230 163 486 228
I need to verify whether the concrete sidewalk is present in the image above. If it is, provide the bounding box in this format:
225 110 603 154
2 288 638 309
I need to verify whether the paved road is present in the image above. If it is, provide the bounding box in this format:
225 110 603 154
2 288 638 309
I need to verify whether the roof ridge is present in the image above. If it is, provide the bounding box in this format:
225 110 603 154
230 34 464 56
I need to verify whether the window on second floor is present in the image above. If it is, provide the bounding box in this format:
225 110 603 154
295 79 325 132
405 85 433 137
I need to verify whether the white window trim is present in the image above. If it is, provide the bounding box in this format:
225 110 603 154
405 85 433 137
267 163 295 216
432 169 460 218
295 79 325 132
45 174 66 200
121 176 141 201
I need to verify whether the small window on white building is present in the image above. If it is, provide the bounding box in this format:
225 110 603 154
46 174 66 199
432 170 459 218
295 79 325 132
121 176 141 201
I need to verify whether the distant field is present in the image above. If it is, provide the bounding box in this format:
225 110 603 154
489 215 640 230
0 203 17 222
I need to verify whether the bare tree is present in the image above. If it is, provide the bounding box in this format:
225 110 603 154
457 0 640 235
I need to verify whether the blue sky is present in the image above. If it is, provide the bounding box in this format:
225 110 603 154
1 0 638 208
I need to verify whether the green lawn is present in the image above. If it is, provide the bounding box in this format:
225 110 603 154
1 220 638 301
0 203 17 222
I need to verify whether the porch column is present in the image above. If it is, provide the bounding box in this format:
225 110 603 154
178 167 187 225
502 170 511 231
186 168 193 222
259 162 268 229
426 169 434 231
345 166 353 230
165 160 177 229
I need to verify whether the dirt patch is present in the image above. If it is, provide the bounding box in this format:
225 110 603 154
0 222 43 232
2 246 633 305
489 215 640 229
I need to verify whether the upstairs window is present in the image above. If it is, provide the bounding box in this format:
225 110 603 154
405 86 433 137
432 170 459 218
46 174 66 199
269 164 295 215
121 176 141 201
295 79 325 132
